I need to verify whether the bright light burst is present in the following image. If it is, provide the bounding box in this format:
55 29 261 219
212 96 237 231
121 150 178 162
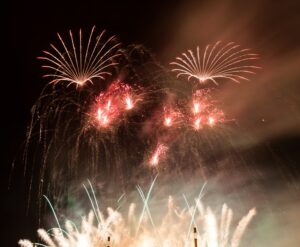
189 89 224 130
38 26 121 87
19 181 256 247
151 89 224 132
149 143 168 166
162 106 183 128
170 41 259 85
89 81 142 129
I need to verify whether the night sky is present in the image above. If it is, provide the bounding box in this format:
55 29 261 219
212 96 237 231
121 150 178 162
4 0 300 246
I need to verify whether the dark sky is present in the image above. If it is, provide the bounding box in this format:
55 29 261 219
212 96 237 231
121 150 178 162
3 0 300 246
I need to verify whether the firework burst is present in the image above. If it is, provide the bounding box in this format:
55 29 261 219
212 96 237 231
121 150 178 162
170 41 259 85
88 81 142 129
188 89 225 130
149 143 168 166
21 45 178 217
19 181 256 247
162 105 183 128
38 26 121 87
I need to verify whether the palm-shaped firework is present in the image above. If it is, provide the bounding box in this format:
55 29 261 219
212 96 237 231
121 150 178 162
170 41 260 85
38 26 122 87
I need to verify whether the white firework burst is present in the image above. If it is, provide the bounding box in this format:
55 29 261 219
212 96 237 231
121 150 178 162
19 181 256 247
38 26 122 87
18 202 256 247
170 41 260 85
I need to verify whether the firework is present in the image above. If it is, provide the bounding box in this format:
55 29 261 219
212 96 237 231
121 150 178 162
149 143 168 166
19 181 256 247
88 81 142 129
21 46 174 215
170 41 259 85
189 89 224 130
162 106 183 128
20 41 236 226
38 26 121 87
148 88 224 132
11 17 265 247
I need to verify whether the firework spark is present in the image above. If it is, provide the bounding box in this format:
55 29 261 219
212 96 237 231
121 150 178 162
149 143 168 166
149 89 224 132
38 26 121 87
125 95 134 110
89 81 142 129
162 106 182 128
189 89 224 130
170 41 259 85
19 182 256 247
